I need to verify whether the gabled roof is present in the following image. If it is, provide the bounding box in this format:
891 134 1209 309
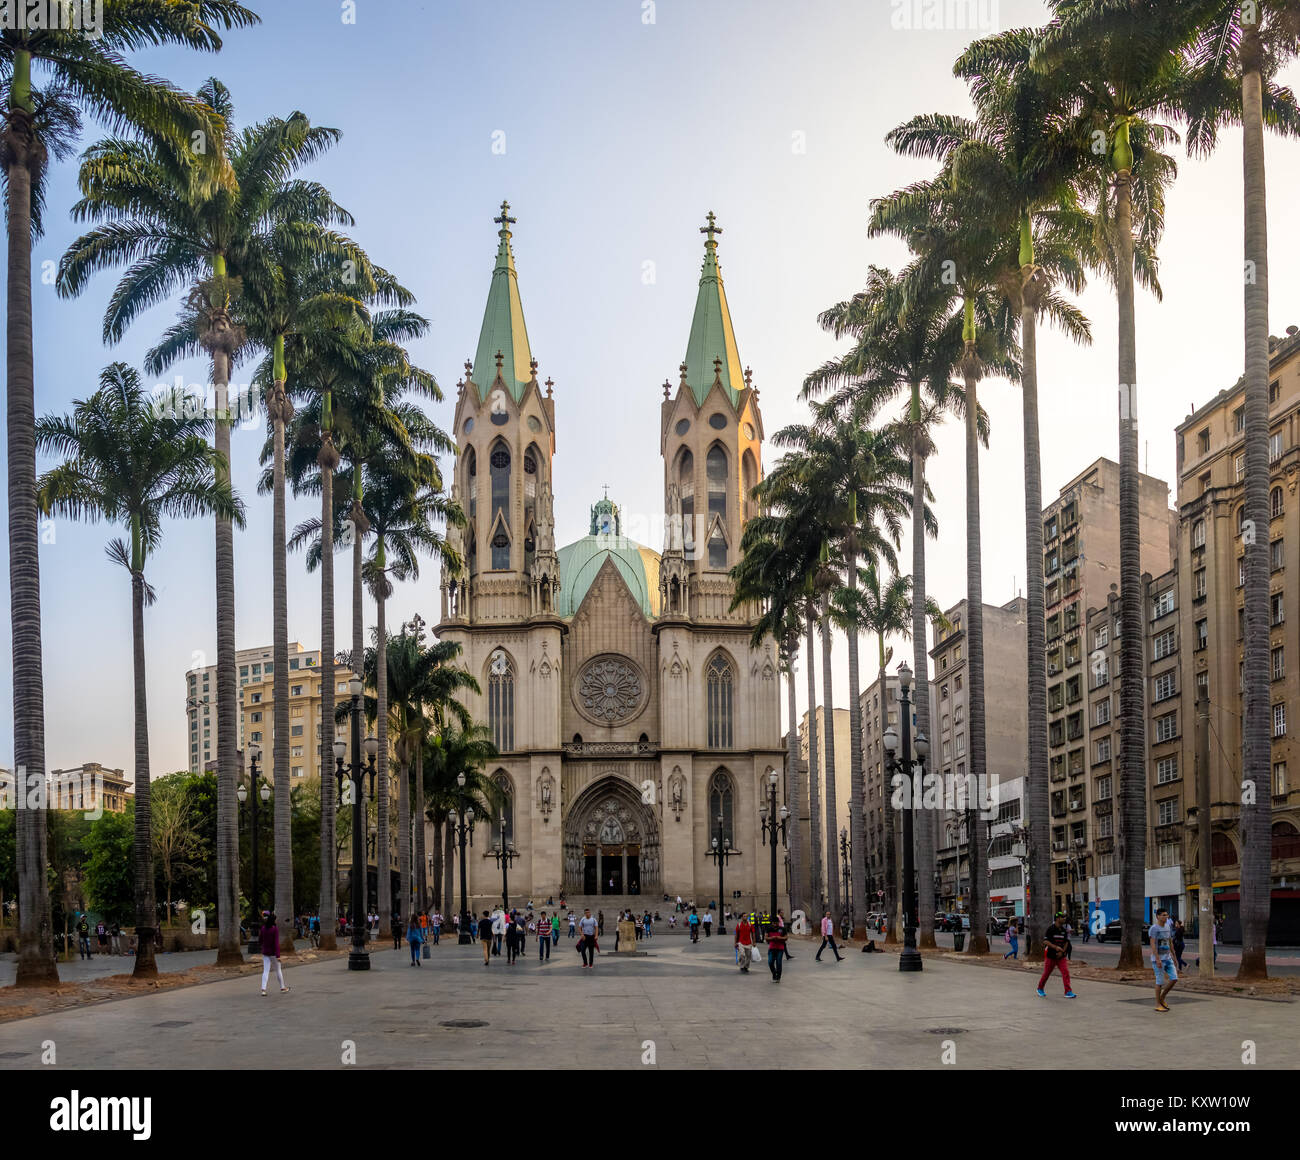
682 211 743 408
472 201 534 404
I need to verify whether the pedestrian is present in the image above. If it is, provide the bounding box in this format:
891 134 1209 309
76 914 91 960
577 908 598 968
1003 922 1019 960
478 911 494 966
734 913 754 973
703 909 713 938
816 910 844 963
552 912 561 946
260 911 289 995
676 894 683 913
1150 908 1179 1012
310 913 321 948
643 912 652 940
688 908 700 943
110 921 122 956
392 914 403 951
419 910 429 945
598 910 605 936
95 920 108 955
766 920 788 982
537 912 551 962
1035 912 1077 999
432 911 442 945
567 911 577 939
1172 918 1187 971
505 914 520 964
406 915 425 966
669 914 676 930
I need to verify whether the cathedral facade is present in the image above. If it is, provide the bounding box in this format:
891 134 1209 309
436 204 786 908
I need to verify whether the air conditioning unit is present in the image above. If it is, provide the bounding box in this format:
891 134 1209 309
1052 841 1066 852
1049 664 1059 675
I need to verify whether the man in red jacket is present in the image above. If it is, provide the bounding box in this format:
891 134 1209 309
734 914 754 973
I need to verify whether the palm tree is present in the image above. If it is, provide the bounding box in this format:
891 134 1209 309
1175 0 1300 984
36 363 242 978
1032 0 1197 968
4 0 256 988
804 265 965 948
60 77 346 968
424 723 500 916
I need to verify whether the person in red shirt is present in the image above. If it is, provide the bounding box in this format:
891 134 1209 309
766 922 788 982
734 914 754 973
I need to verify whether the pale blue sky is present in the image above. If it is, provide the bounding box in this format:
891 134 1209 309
4 0 1300 776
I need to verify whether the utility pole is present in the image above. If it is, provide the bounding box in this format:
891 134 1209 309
1196 685 1214 976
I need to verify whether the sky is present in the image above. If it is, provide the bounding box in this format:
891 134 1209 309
4 0 1300 778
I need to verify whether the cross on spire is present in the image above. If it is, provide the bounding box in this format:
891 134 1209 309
495 200 516 233
603 484 610 500
700 210 722 248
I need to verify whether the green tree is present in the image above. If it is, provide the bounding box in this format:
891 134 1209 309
37 363 242 977
3 0 257 989
150 774 205 922
84 807 136 930
424 724 499 919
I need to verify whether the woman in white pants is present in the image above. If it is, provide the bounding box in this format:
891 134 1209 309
259 911 288 995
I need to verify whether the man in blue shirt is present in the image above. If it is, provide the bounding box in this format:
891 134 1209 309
1149 907 1178 1012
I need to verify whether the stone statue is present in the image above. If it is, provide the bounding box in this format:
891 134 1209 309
537 480 556 553
665 481 682 551
445 484 464 575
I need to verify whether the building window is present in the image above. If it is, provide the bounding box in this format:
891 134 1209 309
1097 814 1113 839
1270 380 1281 405
1156 756 1178 784
706 445 728 569
1152 629 1176 660
291 684 303 697
706 653 735 748
490 771 514 849
940 684 948 701
488 650 516 752
1274 646 1286 681
251 712 262 723
1236 453 1246 481
1094 624 1108 650
1155 712 1177 743
1094 737 1111 763
1194 569 1206 599
954 704 964 725
955 734 966 757
1272 592 1286 626
291 725 304 737
955 674 963 692
1272 539 1285 571
1095 698 1110 726
1273 487 1285 518
1196 619 1208 651
1274 702 1287 738
709 769 736 845
1234 406 1245 433
1158 842 1179 868
490 443 512 569
1153 672 1176 702
292 766 303 778
289 658 299 670
1270 431 1284 462
1274 762 1288 796
1152 590 1174 620
1156 798 1178 826
1198 428 1210 454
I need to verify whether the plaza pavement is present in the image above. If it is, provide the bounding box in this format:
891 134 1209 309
0 935 1294 1070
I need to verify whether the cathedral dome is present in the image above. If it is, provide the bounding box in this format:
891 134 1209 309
556 495 660 618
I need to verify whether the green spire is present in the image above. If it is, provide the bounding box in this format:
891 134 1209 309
682 211 743 407
472 201 534 403
590 489 621 536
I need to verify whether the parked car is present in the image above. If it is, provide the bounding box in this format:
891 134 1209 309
1096 919 1122 943
988 915 1009 935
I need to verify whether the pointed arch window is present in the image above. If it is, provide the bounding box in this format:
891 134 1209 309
706 652 734 748
490 770 515 850
741 448 758 523
488 650 515 752
707 445 728 568
465 446 478 520
678 449 695 553
490 443 511 569
709 768 735 846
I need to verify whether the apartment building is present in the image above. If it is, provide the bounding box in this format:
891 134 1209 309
798 705 851 905
1173 327 1300 942
185 644 290 772
987 776 1028 919
239 650 354 783
928 596 1029 914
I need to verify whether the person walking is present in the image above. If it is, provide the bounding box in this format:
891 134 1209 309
110 921 122 956
552 912 561 946
1035 912 1076 999
688 908 700 943
1003 922 1020 960
577 908 598 968
259 911 289 995
392 914 403 951
537 912 551 962
1172 918 1187 971
95 920 108 955
643 912 652 940
1150 907 1179 1012
478 911 494 966
816 910 844 963
406 914 425 966
432 911 442 946
703 909 713 938
734 913 754 973
597 910 605 937
505 914 520 965
766 920 788 982
75 915 91 960
310 913 321 948
567 911 577 939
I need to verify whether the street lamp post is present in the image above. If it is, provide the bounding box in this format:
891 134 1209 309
883 661 928 973
839 825 852 938
758 767 788 931
492 827 517 910
706 812 736 934
236 745 271 955
451 771 476 944
333 675 378 971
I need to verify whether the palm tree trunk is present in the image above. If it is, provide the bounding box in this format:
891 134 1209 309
270 379 295 956
784 632 807 915
804 614 822 912
6 75 58 986
318 431 339 950
349 469 367 915
443 817 454 917
1021 271 1050 963
397 743 411 928
911 391 937 949
431 808 444 915
415 742 427 910
1238 24 1271 981
961 348 989 954
820 615 841 923
131 568 158 979
210 338 242 967
844 558 865 938
1114 157 1147 971
881 632 897 944
376 582 392 936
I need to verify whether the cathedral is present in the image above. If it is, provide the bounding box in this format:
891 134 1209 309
437 203 786 909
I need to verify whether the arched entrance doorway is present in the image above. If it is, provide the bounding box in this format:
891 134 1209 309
562 776 661 896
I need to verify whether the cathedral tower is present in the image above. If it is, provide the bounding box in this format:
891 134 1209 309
659 212 765 620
